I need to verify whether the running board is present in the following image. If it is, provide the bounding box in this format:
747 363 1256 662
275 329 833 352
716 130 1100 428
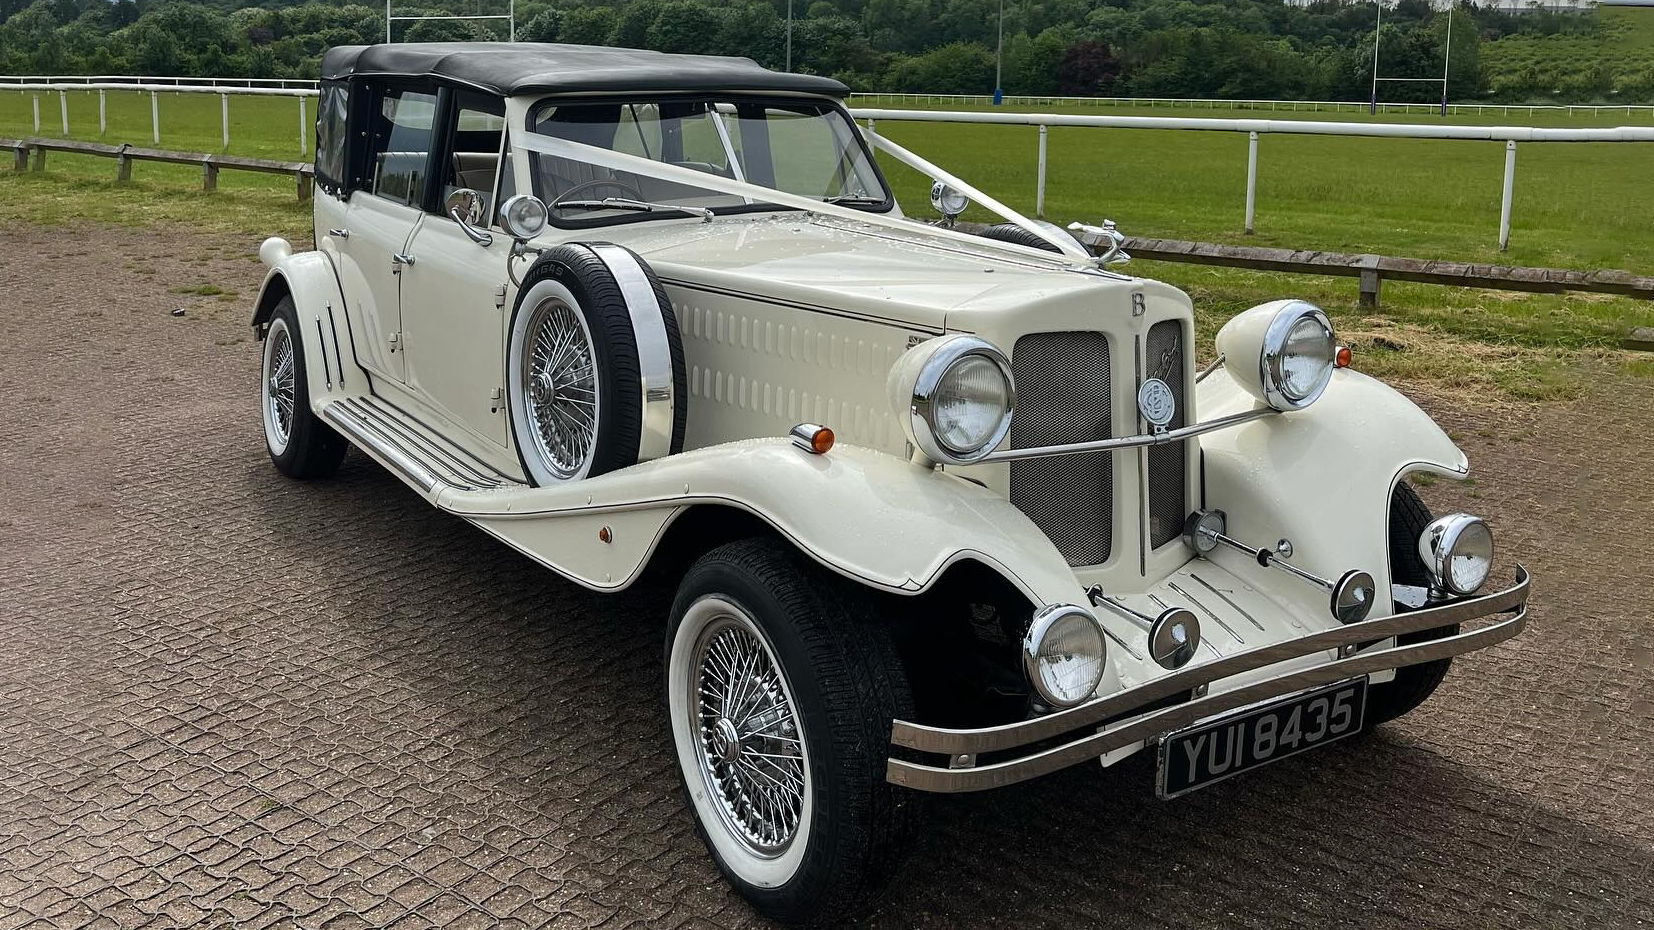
321 396 519 495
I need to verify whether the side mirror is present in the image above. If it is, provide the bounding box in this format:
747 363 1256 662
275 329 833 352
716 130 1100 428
444 188 492 246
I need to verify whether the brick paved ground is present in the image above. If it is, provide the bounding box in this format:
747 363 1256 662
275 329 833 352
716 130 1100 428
1 224 1650 929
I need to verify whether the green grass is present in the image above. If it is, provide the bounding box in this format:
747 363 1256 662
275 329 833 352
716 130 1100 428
2 85 1649 400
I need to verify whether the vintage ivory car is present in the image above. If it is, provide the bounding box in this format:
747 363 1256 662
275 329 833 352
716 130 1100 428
251 43 1531 919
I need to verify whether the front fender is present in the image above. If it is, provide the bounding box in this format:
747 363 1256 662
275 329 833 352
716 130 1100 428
251 238 357 405
1196 366 1467 615
437 439 1089 610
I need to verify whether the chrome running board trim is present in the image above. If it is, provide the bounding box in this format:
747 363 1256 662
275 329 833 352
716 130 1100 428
321 396 517 495
886 567 1529 791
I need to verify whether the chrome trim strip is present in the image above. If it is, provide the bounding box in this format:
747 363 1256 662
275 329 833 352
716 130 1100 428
1188 571 1268 632
978 407 1276 463
1166 579 1245 645
889 567 1529 757
889 589 1527 793
346 398 504 489
588 243 676 464
321 400 440 494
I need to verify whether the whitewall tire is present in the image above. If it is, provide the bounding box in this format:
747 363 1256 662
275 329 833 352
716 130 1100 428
665 538 919 922
260 296 346 480
506 244 687 486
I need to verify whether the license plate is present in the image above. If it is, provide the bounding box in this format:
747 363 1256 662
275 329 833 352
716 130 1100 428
1157 679 1367 798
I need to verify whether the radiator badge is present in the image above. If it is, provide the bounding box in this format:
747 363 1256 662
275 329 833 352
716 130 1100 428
1138 378 1177 429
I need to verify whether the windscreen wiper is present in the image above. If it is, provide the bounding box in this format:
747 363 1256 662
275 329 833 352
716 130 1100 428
552 197 714 222
822 195 885 207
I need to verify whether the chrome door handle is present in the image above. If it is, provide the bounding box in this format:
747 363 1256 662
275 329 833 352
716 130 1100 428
391 252 415 272
328 227 350 239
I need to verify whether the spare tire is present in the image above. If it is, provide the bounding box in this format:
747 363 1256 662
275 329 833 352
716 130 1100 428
977 221 1087 254
507 242 687 485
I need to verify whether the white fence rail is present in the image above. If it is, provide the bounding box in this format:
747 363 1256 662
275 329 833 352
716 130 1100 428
853 107 1654 250
7 82 315 153
849 92 1654 120
9 81 1653 251
1 74 319 89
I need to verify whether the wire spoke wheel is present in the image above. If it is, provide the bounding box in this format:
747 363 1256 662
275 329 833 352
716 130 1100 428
263 318 296 450
521 295 599 479
688 604 810 858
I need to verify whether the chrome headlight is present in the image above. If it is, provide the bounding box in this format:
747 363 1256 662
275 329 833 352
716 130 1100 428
888 335 1014 465
1419 513 1494 596
929 181 970 221
1215 299 1337 411
499 193 548 241
1022 605 1107 708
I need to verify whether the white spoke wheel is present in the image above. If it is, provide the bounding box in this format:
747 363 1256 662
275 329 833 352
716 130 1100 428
506 245 687 486
520 293 600 480
258 297 346 480
262 317 297 455
666 539 919 921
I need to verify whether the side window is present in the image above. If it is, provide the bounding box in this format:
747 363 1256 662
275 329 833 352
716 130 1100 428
440 90 506 219
315 81 349 195
363 87 438 207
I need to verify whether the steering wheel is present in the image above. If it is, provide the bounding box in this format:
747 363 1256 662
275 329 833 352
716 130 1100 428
553 178 646 206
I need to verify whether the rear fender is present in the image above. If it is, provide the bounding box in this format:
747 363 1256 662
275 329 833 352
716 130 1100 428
252 237 357 408
1195 366 1467 621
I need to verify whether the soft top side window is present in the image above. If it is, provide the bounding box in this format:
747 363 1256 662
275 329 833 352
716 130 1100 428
314 80 349 196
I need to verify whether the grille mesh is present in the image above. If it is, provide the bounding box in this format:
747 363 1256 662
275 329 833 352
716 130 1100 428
1010 333 1113 566
1145 320 1188 548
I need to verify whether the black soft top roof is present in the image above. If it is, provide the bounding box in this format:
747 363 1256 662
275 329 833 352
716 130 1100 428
320 43 849 98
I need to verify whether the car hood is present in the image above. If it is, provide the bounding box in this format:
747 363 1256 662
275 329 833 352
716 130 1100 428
606 212 1136 333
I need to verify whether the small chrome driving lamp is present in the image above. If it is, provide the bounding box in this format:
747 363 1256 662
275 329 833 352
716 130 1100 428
929 181 969 227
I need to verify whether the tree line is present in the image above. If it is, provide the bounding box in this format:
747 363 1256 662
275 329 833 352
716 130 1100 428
1 0 1646 103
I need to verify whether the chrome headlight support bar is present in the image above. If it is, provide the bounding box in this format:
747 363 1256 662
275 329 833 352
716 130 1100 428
1184 509 1377 625
977 407 1276 464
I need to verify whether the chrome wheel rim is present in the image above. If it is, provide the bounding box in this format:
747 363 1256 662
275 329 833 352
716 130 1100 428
264 319 295 449
521 296 598 479
689 607 809 858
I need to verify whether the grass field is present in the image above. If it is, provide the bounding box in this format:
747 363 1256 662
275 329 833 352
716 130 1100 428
3 87 1650 399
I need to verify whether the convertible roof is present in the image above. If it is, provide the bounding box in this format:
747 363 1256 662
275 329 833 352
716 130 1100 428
320 43 849 98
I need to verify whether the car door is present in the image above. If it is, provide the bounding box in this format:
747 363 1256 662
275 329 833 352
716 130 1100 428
399 89 513 452
326 84 441 385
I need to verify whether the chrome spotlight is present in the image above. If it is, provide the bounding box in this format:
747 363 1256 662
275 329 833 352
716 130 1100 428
1419 513 1494 596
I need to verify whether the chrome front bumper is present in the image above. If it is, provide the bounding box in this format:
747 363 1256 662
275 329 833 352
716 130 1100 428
887 567 1531 793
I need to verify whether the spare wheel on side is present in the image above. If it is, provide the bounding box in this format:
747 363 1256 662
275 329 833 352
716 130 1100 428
507 242 688 484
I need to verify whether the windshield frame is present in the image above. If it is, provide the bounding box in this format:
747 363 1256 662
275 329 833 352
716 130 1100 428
523 92 895 229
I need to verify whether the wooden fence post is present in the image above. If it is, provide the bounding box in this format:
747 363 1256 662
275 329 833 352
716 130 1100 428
117 145 132 182
203 158 219 192
11 144 26 172
296 171 313 201
30 145 45 172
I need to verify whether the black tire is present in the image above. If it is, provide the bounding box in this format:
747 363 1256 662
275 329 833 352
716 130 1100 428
978 221 1086 253
1366 481 1457 725
260 297 347 480
664 538 918 923
506 243 687 485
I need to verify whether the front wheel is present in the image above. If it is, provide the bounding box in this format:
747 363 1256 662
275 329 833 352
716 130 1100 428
1366 481 1458 725
665 539 917 922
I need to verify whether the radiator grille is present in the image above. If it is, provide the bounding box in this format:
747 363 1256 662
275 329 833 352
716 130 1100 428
1010 333 1113 566
1145 320 1188 548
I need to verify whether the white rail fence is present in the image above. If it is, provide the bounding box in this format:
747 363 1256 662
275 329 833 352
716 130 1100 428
9 81 1653 251
6 82 316 154
847 92 1654 120
856 108 1654 250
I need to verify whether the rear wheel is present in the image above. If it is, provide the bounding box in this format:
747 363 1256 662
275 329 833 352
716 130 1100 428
261 298 346 479
665 539 916 922
1366 481 1458 725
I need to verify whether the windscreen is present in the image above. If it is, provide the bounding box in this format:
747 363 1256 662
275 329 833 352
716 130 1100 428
525 98 889 224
